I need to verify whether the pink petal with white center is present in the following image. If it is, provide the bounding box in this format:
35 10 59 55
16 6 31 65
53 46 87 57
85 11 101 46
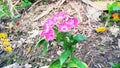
58 22 71 32
40 29 55 42
47 18 56 27
66 17 78 28
45 29 55 42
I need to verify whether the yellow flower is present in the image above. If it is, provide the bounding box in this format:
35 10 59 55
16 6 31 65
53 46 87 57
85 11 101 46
96 27 106 33
4 46 12 52
0 33 7 39
112 13 120 21
117 2 120 6
2 40 10 46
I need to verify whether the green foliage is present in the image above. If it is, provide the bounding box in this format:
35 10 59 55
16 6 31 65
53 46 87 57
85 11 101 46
36 13 88 68
109 62 120 68
0 0 11 19
36 28 88 68
49 59 61 68
102 1 120 37
49 55 88 68
42 41 49 56
70 57 87 68
35 37 45 47
35 37 49 56
15 0 32 9
105 1 120 27
74 34 87 42
60 49 71 66
0 0 32 21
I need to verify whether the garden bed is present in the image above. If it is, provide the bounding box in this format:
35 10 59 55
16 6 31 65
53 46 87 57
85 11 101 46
0 0 120 68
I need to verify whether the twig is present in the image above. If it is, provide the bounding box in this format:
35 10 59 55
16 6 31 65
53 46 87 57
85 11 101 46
88 56 94 67
33 5 54 21
69 2 82 22
12 0 20 15
57 0 66 7
28 0 42 11
33 0 66 21
8 0 15 17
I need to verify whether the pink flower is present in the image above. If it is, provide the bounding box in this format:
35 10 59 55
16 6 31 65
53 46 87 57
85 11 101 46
58 22 71 32
44 18 56 29
41 18 56 34
41 29 55 42
43 24 50 33
54 12 70 21
66 17 78 28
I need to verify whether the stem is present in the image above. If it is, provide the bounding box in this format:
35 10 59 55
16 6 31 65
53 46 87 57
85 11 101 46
105 14 111 27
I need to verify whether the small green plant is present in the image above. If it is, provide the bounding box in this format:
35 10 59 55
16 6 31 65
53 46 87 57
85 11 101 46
0 0 12 19
15 0 32 9
35 12 88 68
101 1 120 37
109 62 120 68
104 1 120 27
0 0 32 21
99 44 105 51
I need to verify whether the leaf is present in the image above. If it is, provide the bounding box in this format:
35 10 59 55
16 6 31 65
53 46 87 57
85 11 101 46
105 21 111 27
35 37 45 47
113 6 120 10
42 41 49 56
24 0 29 2
49 59 61 68
108 62 115 67
114 64 120 68
71 57 88 68
107 3 112 13
60 50 71 66
74 34 87 42
64 59 78 67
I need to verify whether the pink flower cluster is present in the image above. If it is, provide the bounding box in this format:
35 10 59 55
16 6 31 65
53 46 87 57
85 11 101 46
40 12 78 42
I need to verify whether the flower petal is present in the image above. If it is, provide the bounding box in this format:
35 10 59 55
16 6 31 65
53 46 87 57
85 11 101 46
96 27 106 33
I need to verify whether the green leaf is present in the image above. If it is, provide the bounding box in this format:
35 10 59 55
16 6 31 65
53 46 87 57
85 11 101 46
64 59 78 67
113 6 120 10
105 21 111 27
108 62 116 67
60 50 71 66
71 57 88 68
114 64 120 68
49 59 61 68
109 62 120 68
0 13 5 18
42 41 49 56
74 34 87 42
24 0 29 2
35 37 45 47
107 3 112 13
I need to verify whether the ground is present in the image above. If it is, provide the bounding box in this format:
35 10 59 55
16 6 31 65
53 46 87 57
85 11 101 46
0 0 120 68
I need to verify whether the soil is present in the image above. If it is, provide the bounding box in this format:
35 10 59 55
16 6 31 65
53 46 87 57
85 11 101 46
0 0 120 68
